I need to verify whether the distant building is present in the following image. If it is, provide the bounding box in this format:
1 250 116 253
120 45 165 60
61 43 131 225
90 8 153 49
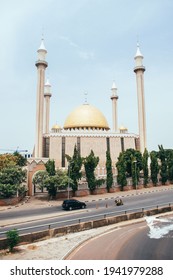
0 149 32 158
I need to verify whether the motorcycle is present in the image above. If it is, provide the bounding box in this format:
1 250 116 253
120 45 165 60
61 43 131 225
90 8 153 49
115 198 123 206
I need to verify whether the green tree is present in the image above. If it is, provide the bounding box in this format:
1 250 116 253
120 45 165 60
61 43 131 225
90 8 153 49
0 166 26 198
158 145 168 185
150 151 159 186
0 152 27 170
167 150 173 182
0 184 17 199
115 149 142 190
116 153 127 191
84 150 99 191
56 169 73 190
0 153 16 170
106 150 113 191
32 170 48 192
6 229 20 252
66 145 83 193
45 159 56 176
43 175 60 198
142 148 149 187
13 151 27 166
131 158 140 188
42 168 73 199
123 148 143 177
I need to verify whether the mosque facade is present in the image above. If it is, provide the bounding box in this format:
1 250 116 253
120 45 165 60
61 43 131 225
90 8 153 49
27 39 147 195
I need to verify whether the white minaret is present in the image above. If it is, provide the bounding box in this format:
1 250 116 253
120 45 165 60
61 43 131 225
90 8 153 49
134 43 147 154
110 81 118 131
35 38 48 158
44 78 52 134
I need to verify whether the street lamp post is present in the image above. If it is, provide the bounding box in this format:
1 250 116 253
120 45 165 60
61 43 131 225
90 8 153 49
67 160 73 200
67 162 70 200
133 160 137 195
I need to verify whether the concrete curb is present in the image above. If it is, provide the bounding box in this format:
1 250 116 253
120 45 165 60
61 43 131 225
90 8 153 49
82 186 173 203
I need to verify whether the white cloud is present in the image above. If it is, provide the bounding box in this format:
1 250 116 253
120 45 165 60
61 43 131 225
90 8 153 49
59 36 78 48
79 50 94 60
59 35 95 60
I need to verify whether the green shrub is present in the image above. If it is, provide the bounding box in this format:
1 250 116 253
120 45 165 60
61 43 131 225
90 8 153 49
6 229 20 252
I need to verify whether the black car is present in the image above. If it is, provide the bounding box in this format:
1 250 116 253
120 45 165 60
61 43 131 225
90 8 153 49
62 199 86 211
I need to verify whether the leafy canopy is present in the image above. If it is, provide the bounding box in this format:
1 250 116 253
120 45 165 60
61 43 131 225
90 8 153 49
0 166 26 198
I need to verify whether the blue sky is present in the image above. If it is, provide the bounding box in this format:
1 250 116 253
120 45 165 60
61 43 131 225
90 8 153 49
0 0 173 154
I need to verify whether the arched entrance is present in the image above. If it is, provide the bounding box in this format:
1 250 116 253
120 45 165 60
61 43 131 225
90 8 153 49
27 158 48 196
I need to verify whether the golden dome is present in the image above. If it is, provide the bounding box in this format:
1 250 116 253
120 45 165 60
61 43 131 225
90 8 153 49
52 124 61 129
51 124 61 132
64 103 109 130
119 125 127 130
119 125 128 133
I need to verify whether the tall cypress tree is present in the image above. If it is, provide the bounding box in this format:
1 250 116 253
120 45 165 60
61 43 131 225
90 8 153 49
84 150 99 191
150 151 159 186
116 153 127 191
142 148 149 187
106 150 113 191
45 159 56 176
66 145 83 193
158 145 168 185
167 150 173 182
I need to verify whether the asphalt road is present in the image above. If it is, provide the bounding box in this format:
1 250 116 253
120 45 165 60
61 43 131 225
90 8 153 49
1 189 173 221
66 217 173 260
0 190 173 238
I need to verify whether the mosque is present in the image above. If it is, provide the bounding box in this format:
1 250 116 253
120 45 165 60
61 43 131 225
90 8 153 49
27 38 147 196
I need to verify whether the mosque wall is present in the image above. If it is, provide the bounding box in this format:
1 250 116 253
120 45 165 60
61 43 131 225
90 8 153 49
48 135 138 170
124 137 136 150
65 136 78 166
80 136 107 166
109 137 122 165
49 136 62 168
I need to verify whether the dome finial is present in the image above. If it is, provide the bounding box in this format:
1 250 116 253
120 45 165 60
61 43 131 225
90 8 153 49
111 80 117 90
42 26 44 40
84 91 88 104
135 40 143 58
38 30 47 52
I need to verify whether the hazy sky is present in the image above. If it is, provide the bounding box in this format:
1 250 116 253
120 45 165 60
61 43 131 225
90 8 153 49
0 0 173 154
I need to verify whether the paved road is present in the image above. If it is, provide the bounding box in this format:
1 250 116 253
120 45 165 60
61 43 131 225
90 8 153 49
0 190 173 238
1 185 173 260
0 187 173 239
66 215 173 260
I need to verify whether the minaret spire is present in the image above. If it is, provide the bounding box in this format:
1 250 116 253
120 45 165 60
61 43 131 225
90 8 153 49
110 80 118 132
44 78 52 134
35 37 48 158
134 43 147 153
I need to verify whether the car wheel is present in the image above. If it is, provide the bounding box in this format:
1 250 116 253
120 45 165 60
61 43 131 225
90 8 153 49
69 206 73 211
81 205 85 209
